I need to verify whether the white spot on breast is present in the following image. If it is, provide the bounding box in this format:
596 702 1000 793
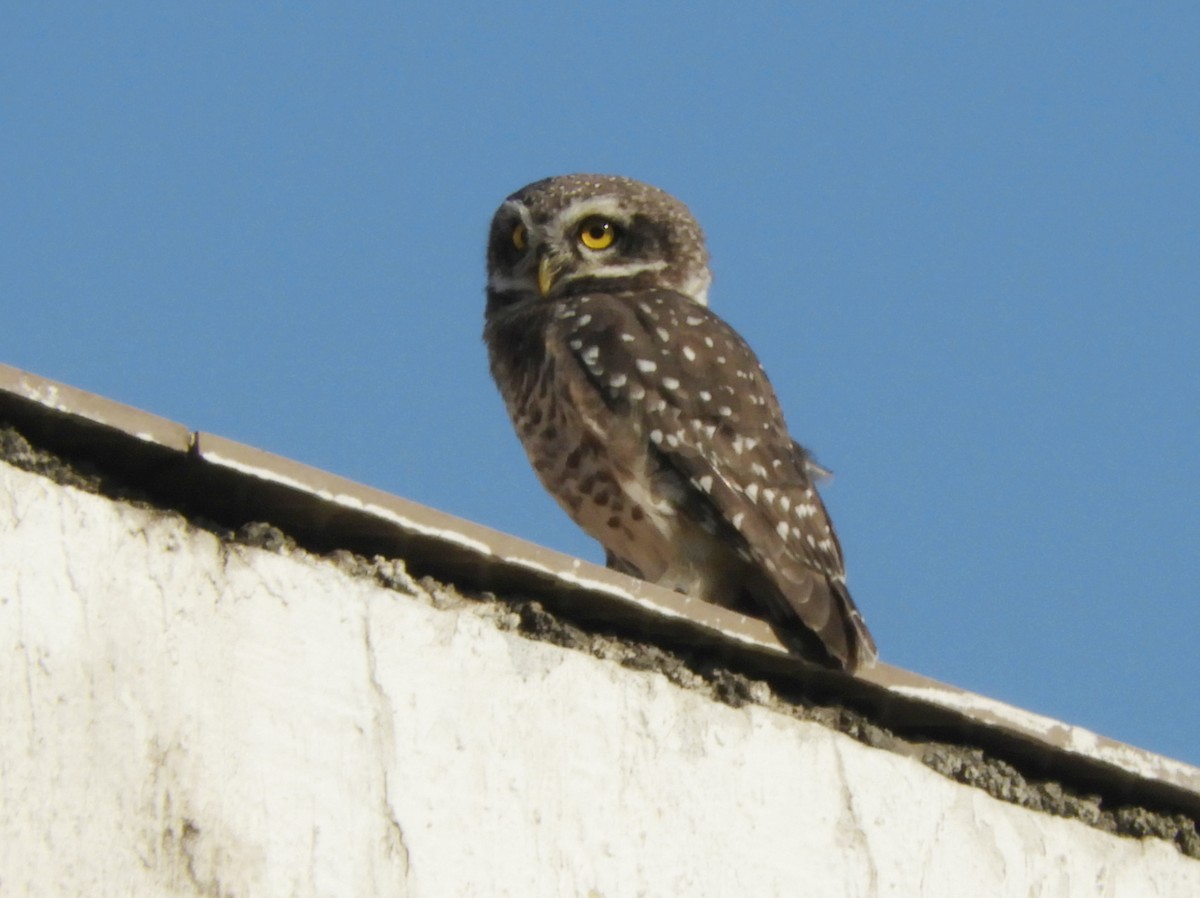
698 390 711 401
582 345 600 364
636 359 657 373
779 495 791 512
776 521 790 540
577 313 592 326
650 429 663 444
630 384 646 400
718 406 732 417
686 315 704 326
704 336 714 348
745 483 759 501
609 374 627 388
656 326 670 342
682 346 696 361
731 512 745 528
569 339 583 351
661 376 680 390
621 333 636 343
762 488 776 503
698 475 713 492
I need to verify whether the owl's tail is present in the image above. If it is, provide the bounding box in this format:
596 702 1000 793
754 572 878 673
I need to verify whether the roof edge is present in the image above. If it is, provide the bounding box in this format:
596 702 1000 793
2 361 1198 828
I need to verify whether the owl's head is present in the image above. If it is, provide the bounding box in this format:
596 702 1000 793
486 174 711 313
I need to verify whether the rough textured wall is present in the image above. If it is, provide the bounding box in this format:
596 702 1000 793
2 458 1198 897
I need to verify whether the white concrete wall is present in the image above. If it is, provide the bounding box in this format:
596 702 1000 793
2 458 1198 898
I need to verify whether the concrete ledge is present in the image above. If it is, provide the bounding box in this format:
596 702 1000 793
3 459 1199 895
2 362 1199 823
3 361 1200 892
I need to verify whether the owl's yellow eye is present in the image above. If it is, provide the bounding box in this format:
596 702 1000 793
511 223 527 251
578 217 617 250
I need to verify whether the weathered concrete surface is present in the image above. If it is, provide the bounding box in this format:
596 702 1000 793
2 459 1198 897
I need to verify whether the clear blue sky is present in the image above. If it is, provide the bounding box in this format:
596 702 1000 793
3 5 1197 766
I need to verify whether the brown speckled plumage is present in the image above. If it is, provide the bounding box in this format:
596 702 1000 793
484 174 876 671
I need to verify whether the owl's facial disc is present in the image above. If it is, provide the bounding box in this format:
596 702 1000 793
528 197 671 299
486 175 713 307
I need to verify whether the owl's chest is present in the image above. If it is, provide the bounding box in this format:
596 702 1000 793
498 332 628 482
491 315 639 472
488 303 617 451
509 376 736 597
487 303 747 599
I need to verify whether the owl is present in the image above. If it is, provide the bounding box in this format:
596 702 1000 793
484 174 876 671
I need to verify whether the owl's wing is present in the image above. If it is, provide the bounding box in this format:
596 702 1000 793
549 290 876 670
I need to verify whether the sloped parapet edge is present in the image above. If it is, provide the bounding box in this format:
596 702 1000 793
2 360 1198 839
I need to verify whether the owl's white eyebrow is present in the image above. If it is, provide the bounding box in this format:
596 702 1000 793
496 200 535 235
498 199 530 219
554 195 630 227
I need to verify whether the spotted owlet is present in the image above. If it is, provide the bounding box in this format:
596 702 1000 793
484 174 876 671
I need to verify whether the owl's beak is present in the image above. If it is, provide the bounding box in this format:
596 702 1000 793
537 255 557 298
